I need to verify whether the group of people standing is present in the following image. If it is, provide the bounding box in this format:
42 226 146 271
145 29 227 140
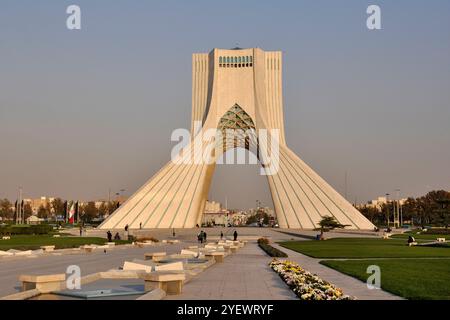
197 230 207 243
197 230 239 243
106 230 121 242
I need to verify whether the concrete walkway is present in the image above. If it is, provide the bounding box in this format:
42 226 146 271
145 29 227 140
271 243 403 300
166 243 297 300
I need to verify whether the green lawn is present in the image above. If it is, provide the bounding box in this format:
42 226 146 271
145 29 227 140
321 259 450 300
0 235 130 251
279 238 450 259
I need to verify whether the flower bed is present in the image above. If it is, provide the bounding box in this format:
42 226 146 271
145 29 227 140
269 259 353 300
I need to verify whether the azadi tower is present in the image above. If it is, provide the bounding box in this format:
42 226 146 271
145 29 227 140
99 48 375 230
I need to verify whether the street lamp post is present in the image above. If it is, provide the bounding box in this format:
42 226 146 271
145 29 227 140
17 187 23 225
395 189 401 228
107 188 125 217
385 193 390 228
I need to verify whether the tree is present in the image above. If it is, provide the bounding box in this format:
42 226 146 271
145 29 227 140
45 202 53 220
106 201 117 216
401 197 418 225
23 203 33 220
0 199 13 221
98 202 108 218
359 206 382 225
37 205 49 219
317 216 347 238
435 199 450 228
380 202 395 228
415 190 450 226
51 198 65 219
82 202 98 223
246 209 271 226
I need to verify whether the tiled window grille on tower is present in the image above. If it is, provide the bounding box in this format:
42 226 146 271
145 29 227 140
219 56 253 68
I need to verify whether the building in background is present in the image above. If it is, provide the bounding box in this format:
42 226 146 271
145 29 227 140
26 215 44 225
23 197 55 215
356 196 408 211
202 200 230 226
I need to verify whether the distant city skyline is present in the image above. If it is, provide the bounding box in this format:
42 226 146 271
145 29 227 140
1 1 449 209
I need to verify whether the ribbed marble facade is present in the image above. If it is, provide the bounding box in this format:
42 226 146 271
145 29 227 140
99 48 375 230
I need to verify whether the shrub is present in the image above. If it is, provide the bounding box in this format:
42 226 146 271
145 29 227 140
423 229 450 235
257 237 270 245
136 236 159 243
0 224 53 235
259 242 288 257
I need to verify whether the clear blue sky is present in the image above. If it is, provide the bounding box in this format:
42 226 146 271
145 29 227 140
0 0 449 208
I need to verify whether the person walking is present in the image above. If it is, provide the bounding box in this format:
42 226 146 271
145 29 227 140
220 231 223 240
124 224 129 240
139 222 142 230
203 231 207 243
233 230 238 241
79 225 83 237
107 230 112 242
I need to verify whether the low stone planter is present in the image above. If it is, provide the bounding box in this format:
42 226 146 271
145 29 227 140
205 252 225 263
141 272 186 295
144 252 167 261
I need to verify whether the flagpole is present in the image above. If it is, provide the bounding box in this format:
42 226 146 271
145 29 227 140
18 187 23 225
66 201 69 224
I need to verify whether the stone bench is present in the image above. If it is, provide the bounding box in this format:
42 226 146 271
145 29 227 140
437 238 446 242
141 272 186 295
155 261 184 272
205 252 225 263
19 274 65 293
154 254 195 262
408 242 418 247
106 242 116 247
81 246 95 253
14 250 33 256
123 261 153 273
229 245 239 253
1 236 11 240
40 245 56 252
221 245 232 253
181 249 200 258
136 242 156 248
144 252 166 261
233 241 244 247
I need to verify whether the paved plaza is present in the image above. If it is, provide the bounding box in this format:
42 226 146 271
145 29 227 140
0 228 400 300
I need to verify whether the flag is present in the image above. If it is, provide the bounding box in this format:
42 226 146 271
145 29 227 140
68 203 75 224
